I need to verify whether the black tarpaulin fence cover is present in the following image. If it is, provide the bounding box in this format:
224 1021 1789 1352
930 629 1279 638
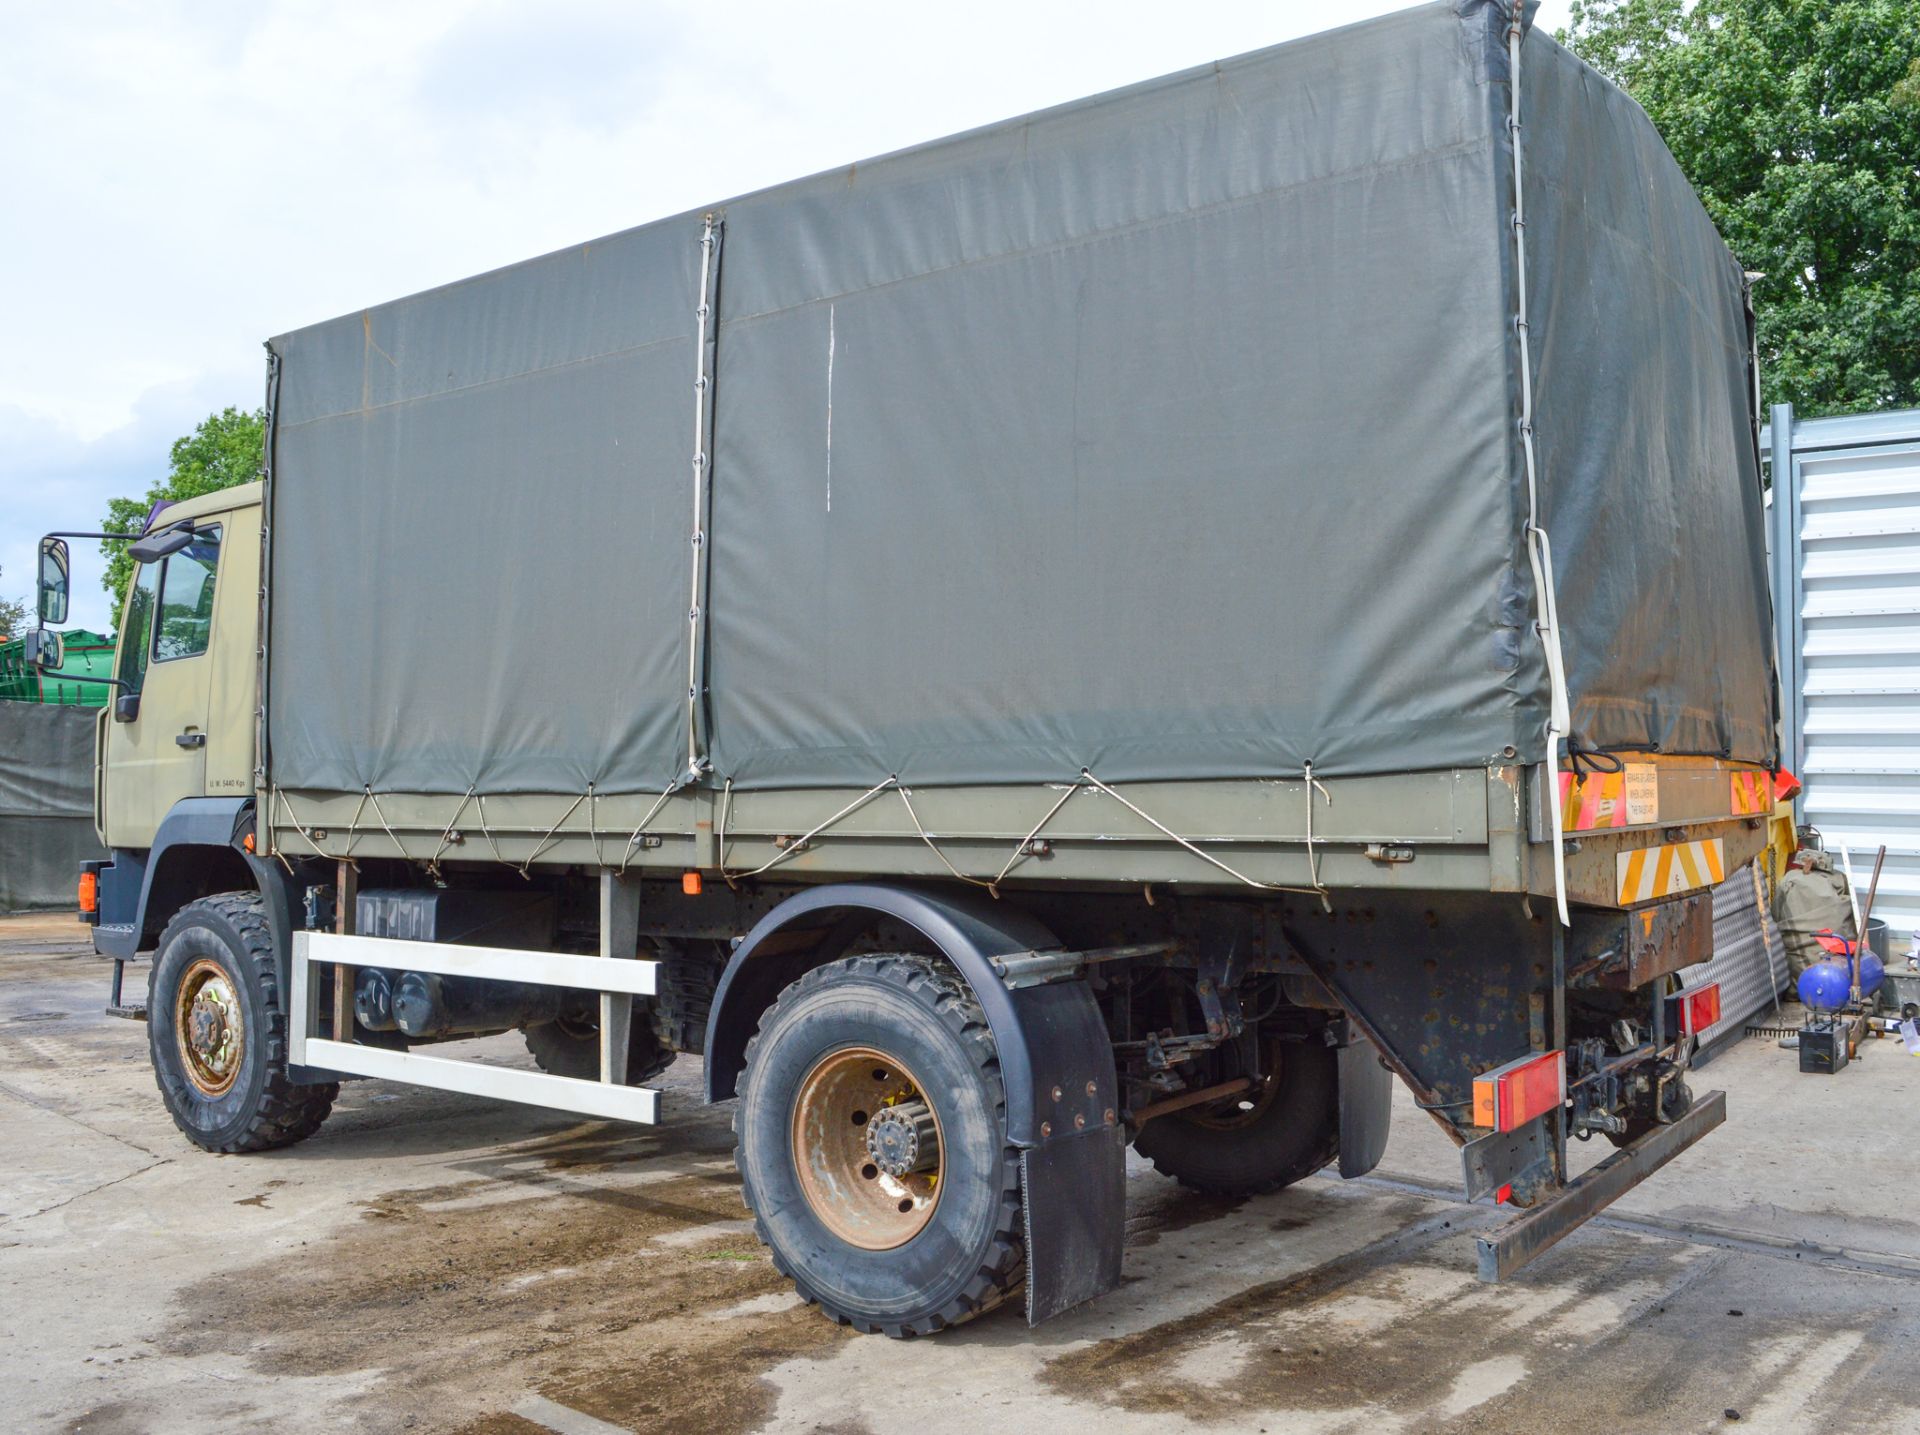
265 1 1776 802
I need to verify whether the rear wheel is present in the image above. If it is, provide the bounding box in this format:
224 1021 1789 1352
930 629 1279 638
735 954 1023 1336
1133 1037 1338 1196
148 892 337 1153
523 1000 674 1083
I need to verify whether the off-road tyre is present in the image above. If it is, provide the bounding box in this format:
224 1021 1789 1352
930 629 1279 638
1134 1036 1339 1197
523 1001 675 1083
735 953 1024 1337
647 938 721 1056
148 892 337 1153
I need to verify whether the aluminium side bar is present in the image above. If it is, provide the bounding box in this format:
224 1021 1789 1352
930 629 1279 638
289 931 661 1124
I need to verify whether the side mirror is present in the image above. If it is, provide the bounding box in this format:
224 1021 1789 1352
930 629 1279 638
127 525 196 564
37 537 70 624
22 628 64 670
114 692 141 724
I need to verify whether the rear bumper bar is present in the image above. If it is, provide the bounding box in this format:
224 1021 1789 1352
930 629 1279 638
1475 1088 1727 1282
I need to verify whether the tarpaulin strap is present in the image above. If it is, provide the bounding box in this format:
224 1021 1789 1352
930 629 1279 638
1080 768 1333 911
586 784 602 868
427 787 476 878
517 789 588 878
718 774 898 884
1303 760 1333 904
1507 4 1573 926
616 781 684 876
364 786 406 861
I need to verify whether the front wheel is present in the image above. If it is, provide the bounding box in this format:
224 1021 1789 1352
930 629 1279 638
148 892 337 1153
735 954 1024 1336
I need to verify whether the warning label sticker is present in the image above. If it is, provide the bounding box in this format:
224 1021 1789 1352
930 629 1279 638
1623 764 1659 825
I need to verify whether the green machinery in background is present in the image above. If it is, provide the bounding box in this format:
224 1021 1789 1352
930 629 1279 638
0 628 115 706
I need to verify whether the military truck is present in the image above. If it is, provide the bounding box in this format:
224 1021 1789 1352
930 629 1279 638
29 1 1776 1335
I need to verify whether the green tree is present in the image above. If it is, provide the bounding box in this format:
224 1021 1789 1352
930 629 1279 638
101 406 265 615
1562 0 1920 416
0 574 26 641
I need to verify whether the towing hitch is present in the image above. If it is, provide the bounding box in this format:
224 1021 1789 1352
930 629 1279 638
1474 1088 1726 1282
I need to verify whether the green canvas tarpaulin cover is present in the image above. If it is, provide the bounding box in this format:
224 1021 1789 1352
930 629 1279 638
0 702 104 911
266 1 1776 800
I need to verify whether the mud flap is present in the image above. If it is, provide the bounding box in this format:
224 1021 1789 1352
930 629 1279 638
1337 1035 1393 1178
1021 1123 1125 1325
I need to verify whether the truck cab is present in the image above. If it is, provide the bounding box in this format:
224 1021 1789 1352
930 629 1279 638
45 483 268 965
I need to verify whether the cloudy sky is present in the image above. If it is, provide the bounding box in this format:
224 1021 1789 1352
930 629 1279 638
1 0 1568 634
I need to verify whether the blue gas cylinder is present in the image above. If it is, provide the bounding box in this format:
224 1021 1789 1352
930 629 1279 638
1798 959 1853 1012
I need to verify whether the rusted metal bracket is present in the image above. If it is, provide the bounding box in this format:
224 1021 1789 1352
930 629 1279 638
989 940 1177 989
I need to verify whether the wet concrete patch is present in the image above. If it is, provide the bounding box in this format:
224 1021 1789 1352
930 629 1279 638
156 1118 848 1434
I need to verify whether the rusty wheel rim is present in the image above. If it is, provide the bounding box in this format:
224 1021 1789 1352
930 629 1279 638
175 956 244 1097
791 1045 943 1250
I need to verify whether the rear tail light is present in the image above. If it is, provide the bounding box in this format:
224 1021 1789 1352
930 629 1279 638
1674 982 1721 1036
77 870 98 915
1472 1050 1566 1132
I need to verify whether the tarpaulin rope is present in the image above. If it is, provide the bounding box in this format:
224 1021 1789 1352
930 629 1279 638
1078 767 1333 911
1507 4 1574 926
339 787 370 857
616 780 685 876
426 787 476 878
364 785 406 861
517 789 588 878
719 774 899 885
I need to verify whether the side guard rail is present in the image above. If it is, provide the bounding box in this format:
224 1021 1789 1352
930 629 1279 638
290 931 661 1124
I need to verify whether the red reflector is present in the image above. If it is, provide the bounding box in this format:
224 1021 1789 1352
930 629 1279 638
1679 983 1721 1036
1472 1050 1566 1132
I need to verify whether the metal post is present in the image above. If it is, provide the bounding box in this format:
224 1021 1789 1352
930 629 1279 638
684 216 723 783
1769 402 1801 787
333 859 357 1042
599 873 642 1084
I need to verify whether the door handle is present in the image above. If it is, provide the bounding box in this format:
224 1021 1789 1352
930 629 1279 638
176 731 206 749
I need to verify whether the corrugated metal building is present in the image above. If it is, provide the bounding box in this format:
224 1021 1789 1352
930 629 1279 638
1767 403 1920 950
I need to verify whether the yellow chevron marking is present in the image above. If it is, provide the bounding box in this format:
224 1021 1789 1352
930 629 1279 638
1620 847 1649 902
1616 838 1725 905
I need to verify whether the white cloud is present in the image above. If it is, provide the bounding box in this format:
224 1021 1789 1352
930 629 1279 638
0 0 1569 632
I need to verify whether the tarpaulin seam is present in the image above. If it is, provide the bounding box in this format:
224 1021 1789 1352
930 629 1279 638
272 334 695 429
716 137 1498 331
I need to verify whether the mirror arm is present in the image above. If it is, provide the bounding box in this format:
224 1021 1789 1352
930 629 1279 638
34 672 130 692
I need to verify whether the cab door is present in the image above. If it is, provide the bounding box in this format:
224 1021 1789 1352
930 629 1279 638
102 524 224 849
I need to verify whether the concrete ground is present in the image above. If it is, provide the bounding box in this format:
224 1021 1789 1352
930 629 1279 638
4 910 1919 1435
